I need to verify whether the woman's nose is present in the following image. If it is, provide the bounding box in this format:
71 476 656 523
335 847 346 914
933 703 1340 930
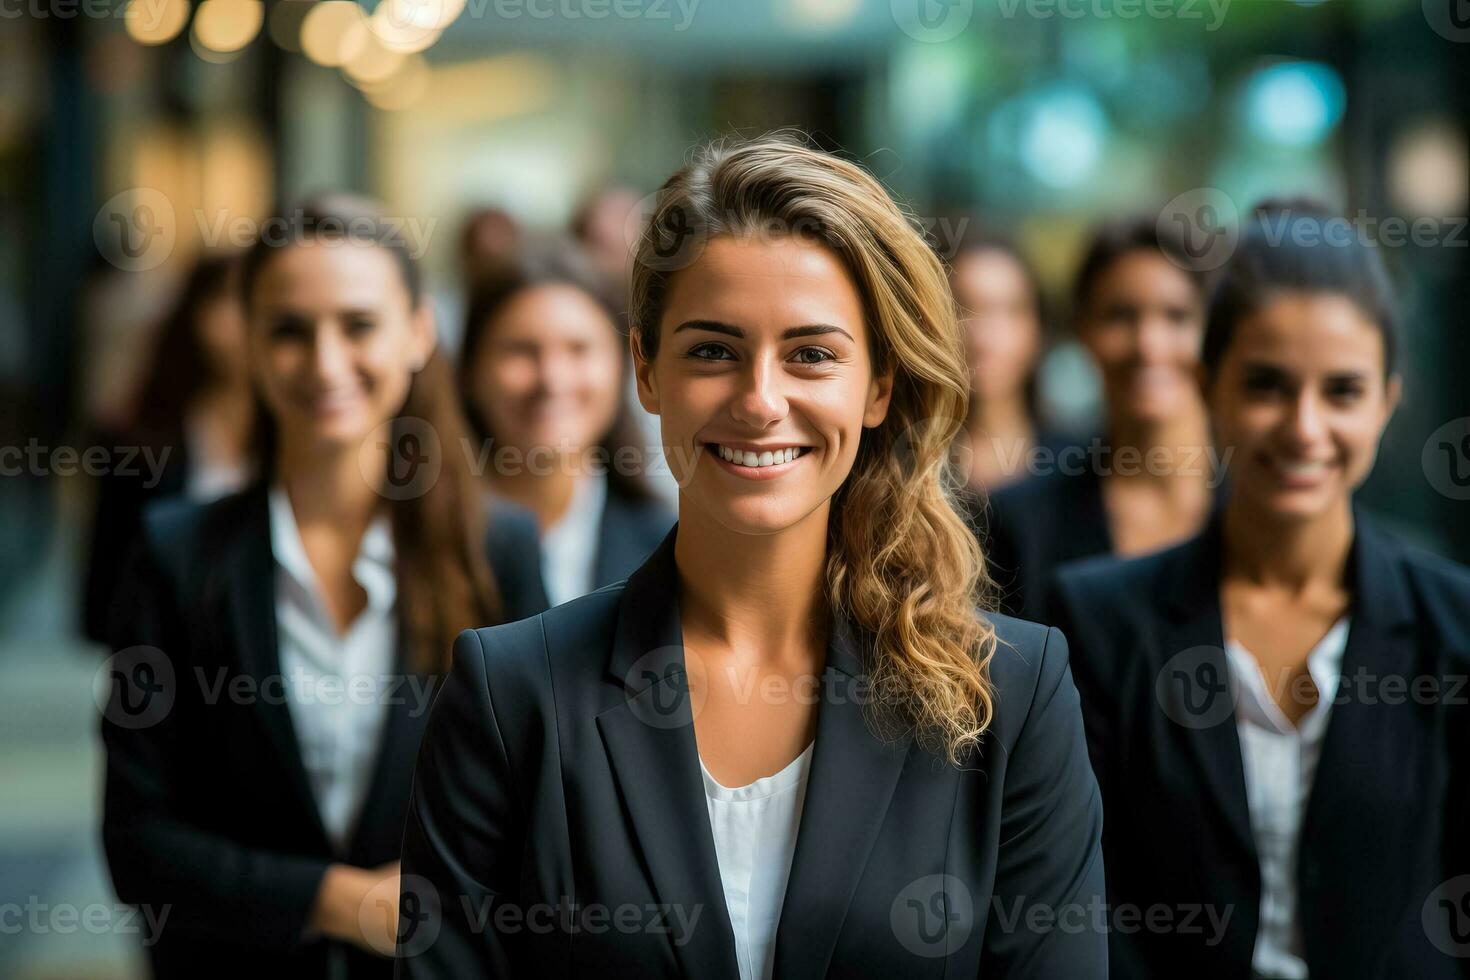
729 359 787 428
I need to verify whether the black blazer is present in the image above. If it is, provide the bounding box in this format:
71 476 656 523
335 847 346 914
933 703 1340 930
395 524 1107 978
99 483 548 980
589 486 675 591
983 463 1111 622
1049 507 1470 979
81 426 190 645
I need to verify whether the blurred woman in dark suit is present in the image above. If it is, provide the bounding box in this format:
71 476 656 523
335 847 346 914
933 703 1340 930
946 228 1064 492
100 198 547 980
984 217 1215 620
397 135 1105 979
81 254 258 644
458 242 674 607
1051 203 1470 978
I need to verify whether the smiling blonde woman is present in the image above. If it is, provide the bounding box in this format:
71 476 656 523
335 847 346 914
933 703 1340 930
397 134 1106 979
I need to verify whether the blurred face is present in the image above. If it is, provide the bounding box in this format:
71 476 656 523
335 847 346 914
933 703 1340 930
634 235 893 535
951 249 1041 402
469 284 624 456
248 241 434 452
1078 250 1204 424
1208 293 1400 523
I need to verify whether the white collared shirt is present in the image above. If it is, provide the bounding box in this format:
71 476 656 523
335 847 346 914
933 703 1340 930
539 471 609 608
268 485 397 856
1224 617 1351 980
700 744 814 980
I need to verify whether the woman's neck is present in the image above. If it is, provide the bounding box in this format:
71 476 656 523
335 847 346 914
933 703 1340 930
1222 494 1354 594
488 460 582 529
674 503 830 654
1106 404 1212 489
966 394 1035 486
275 439 383 536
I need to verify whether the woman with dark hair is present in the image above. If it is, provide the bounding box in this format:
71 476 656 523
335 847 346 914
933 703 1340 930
397 135 1105 978
81 254 257 644
99 197 548 979
458 241 673 607
946 227 1058 491
984 216 1216 621
1051 202 1470 978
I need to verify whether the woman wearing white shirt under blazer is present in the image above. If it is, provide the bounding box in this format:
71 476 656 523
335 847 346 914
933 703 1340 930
1051 201 1470 979
396 135 1107 979
100 197 549 980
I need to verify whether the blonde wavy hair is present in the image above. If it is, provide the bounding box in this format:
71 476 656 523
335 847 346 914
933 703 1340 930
628 133 998 764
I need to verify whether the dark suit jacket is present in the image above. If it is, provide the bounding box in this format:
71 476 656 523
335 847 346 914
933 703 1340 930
395 524 1107 978
983 462 1111 623
589 486 675 592
99 483 548 979
1049 506 1470 979
81 426 190 645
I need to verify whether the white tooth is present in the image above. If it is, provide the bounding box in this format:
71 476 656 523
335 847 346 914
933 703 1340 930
759 451 774 467
721 445 732 461
742 451 757 466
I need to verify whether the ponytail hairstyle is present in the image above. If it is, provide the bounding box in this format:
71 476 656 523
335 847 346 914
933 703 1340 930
629 134 997 764
241 195 504 673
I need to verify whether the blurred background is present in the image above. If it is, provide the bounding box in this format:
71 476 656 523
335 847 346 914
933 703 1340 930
1 0 1467 975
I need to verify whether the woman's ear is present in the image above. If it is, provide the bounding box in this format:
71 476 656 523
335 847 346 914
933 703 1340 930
863 367 895 428
409 301 437 371
631 329 660 415
1383 372 1403 421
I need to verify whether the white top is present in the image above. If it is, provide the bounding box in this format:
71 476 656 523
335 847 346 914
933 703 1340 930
268 485 397 855
700 744 814 980
1224 616 1351 980
182 414 253 503
539 471 608 608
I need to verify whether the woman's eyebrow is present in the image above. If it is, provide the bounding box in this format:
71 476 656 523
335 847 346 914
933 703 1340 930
672 319 854 343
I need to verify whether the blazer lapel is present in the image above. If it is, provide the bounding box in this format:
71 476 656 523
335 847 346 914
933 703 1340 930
595 526 741 980
1297 509 1418 975
1158 516 1257 867
214 486 332 851
771 614 913 980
